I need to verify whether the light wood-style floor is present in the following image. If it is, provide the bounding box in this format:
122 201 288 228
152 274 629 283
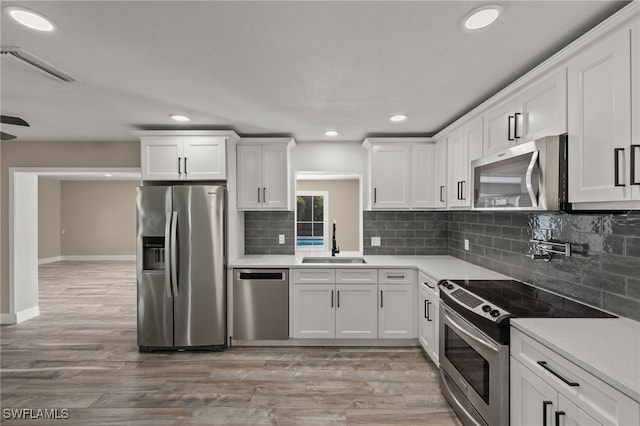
1 261 461 425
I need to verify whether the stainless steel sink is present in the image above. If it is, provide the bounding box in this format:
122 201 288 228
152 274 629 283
301 257 367 264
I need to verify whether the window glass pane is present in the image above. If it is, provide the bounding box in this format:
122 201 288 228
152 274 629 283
297 223 313 237
297 196 312 221
313 196 324 221
313 223 324 237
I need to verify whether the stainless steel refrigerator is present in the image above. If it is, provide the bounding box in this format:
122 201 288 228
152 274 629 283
136 185 226 351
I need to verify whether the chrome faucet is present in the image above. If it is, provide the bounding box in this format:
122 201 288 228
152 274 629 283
331 221 340 256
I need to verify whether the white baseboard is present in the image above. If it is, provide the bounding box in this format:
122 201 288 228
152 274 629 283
2 306 41 324
41 255 136 262
1 313 16 325
15 306 40 323
39 256 63 265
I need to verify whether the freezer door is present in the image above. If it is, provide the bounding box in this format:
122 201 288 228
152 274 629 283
136 186 173 348
172 186 226 348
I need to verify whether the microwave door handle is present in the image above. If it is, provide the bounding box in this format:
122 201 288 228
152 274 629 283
526 150 539 208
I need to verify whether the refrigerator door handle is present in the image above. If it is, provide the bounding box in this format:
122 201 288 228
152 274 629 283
164 211 173 298
170 211 179 297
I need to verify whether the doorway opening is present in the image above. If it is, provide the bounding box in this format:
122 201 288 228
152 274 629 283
5 167 140 324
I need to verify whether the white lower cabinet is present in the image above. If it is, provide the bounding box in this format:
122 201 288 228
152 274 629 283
378 284 416 338
335 284 378 338
510 328 639 426
418 273 439 365
292 268 416 340
292 284 335 338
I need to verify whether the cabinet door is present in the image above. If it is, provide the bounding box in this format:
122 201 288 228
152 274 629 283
378 284 416 338
558 394 605 426
292 284 335 338
182 136 226 180
510 357 558 426
418 287 430 352
426 297 439 365
411 144 436 209
261 144 289 209
519 68 567 141
447 128 469 208
236 145 263 209
434 139 448 209
483 97 517 155
568 26 632 203
141 138 182 180
371 144 411 209
335 284 378 339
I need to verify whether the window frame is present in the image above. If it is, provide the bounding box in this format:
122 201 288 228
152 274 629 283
295 190 329 252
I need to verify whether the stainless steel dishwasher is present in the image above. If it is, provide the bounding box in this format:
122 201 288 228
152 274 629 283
232 269 289 341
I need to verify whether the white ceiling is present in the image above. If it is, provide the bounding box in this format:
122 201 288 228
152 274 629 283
0 1 631 143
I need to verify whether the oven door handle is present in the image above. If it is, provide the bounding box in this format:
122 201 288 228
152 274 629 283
443 307 499 354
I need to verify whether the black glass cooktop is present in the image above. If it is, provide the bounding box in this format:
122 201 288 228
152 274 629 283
448 279 616 319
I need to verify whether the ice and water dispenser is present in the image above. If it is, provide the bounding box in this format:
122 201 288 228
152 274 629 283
142 237 165 271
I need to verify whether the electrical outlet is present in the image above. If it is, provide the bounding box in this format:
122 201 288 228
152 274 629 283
464 239 470 251
371 237 381 247
278 234 285 244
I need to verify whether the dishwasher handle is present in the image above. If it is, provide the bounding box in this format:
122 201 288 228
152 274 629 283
237 271 288 281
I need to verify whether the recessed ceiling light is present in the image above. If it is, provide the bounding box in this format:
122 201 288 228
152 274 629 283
324 130 339 137
104 174 113 178
170 114 190 122
464 5 502 30
390 114 408 123
5 7 55 32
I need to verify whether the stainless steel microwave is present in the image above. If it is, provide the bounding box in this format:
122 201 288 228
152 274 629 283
471 135 570 211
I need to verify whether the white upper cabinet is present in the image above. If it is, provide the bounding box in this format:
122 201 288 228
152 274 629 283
140 137 183 181
137 131 235 181
182 136 227 180
236 138 295 211
447 117 482 209
363 138 437 210
483 68 567 156
411 144 437 208
434 138 448 209
568 18 638 207
370 143 412 209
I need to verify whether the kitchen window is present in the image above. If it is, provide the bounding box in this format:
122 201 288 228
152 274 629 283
296 191 328 252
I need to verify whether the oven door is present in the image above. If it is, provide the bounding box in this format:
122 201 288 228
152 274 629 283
439 303 509 426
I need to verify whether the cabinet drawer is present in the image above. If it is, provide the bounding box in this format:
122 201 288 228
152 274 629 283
418 272 439 296
293 269 335 284
378 269 416 284
336 269 377 284
511 328 639 426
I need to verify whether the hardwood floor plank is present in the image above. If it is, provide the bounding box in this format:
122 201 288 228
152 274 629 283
0 261 461 425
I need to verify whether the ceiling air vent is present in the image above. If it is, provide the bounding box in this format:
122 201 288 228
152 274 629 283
1 46 77 83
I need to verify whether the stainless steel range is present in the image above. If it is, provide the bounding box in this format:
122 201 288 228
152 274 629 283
437 279 615 426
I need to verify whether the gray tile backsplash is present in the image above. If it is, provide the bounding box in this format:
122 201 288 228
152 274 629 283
448 211 640 321
363 211 449 255
244 211 295 255
244 209 640 320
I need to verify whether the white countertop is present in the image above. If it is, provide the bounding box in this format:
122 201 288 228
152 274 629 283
511 317 640 403
229 253 509 282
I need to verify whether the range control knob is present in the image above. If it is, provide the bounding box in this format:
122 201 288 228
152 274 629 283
490 309 500 318
482 305 492 312
446 283 454 290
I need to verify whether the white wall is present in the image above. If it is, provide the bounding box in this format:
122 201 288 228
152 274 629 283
38 178 62 261
61 181 138 256
13 173 39 320
291 141 365 173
